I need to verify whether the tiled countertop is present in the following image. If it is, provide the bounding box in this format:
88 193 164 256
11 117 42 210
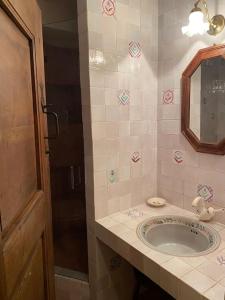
96 203 225 300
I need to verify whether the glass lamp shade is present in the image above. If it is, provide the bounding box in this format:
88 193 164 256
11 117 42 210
182 11 209 37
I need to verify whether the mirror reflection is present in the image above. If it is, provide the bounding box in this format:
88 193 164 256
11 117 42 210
190 56 225 144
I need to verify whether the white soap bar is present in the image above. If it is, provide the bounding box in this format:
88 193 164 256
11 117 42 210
146 197 166 207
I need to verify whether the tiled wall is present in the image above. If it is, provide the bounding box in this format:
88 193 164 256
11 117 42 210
157 0 225 223
78 1 158 298
78 0 158 221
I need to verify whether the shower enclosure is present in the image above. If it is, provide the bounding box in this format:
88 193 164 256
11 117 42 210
38 0 88 279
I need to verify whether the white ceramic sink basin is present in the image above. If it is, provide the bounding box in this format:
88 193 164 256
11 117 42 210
137 215 221 257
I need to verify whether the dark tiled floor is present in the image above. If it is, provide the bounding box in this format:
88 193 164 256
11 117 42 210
53 193 88 273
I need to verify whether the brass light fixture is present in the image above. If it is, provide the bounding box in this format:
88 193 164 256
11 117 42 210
182 0 225 37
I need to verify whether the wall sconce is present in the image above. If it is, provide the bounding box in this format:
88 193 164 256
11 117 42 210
182 0 225 37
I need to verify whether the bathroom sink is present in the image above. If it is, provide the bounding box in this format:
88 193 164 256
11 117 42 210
137 215 221 257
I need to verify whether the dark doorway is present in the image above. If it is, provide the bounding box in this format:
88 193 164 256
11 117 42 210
38 0 88 278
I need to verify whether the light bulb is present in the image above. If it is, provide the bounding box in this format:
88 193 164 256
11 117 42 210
182 11 209 37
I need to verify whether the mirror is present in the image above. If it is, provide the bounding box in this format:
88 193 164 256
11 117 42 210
182 44 225 155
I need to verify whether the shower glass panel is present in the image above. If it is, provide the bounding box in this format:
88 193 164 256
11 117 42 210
39 0 88 277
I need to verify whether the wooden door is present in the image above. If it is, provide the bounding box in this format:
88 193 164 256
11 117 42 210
0 1 55 300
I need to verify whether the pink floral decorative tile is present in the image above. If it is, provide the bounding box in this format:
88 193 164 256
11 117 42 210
197 184 214 202
118 90 130 105
132 152 141 163
129 41 141 58
163 89 174 104
102 0 116 16
172 150 184 164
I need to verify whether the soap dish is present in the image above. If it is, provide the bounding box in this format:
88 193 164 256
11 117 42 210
147 197 166 207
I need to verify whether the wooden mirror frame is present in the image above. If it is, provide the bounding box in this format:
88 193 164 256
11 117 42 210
181 44 225 155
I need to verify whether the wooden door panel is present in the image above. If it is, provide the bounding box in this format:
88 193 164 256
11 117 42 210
0 1 55 300
3 227 23 298
3 193 45 297
0 6 38 231
12 239 45 300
